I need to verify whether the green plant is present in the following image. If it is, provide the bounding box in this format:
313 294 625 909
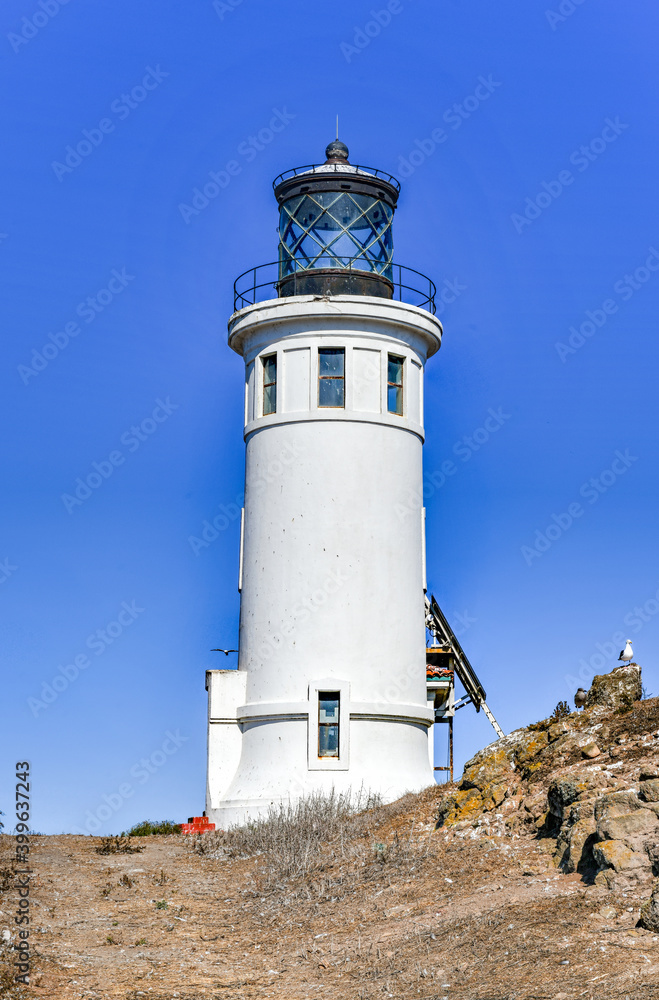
155 900 168 909
123 820 182 836
135 937 148 946
373 841 388 863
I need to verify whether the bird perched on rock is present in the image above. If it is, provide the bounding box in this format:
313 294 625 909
618 639 633 665
574 688 587 709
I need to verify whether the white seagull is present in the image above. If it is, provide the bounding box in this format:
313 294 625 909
618 639 633 665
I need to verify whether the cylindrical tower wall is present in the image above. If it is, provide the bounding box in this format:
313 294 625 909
241 416 425 703
208 295 442 825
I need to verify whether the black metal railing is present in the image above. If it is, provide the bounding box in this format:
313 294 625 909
233 258 436 314
272 162 401 193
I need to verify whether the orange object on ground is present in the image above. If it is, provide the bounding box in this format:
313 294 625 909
180 815 215 835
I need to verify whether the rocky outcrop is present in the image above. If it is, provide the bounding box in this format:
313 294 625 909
436 665 644 835
435 663 659 901
435 728 539 829
640 778 659 802
585 663 641 712
595 791 658 849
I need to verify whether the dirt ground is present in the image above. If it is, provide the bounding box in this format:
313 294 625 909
2 780 659 1000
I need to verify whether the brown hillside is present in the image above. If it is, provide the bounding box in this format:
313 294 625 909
3 665 659 999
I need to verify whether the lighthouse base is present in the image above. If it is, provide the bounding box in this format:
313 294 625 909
205 671 434 829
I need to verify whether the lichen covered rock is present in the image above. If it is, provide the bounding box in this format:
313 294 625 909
435 787 483 828
461 745 516 794
594 789 643 822
639 778 659 802
585 663 641 712
596 807 659 846
436 738 521 828
593 839 648 873
514 730 550 771
555 800 597 873
547 771 611 820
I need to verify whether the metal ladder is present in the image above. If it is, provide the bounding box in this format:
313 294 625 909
425 594 505 740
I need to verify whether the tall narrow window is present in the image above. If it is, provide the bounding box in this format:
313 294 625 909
318 692 340 757
262 354 277 415
387 354 404 415
318 348 345 408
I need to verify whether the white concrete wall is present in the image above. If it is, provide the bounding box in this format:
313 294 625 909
205 670 247 813
208 295 442 828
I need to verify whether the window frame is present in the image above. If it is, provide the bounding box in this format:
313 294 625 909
317 691 340 758
387 353 404 415
262 353 277 416
308 679 350 770
317 347 345 409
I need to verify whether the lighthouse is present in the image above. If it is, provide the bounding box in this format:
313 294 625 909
206 139 443 828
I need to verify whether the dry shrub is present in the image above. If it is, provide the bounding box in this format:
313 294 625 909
0 938 20 996
193 789 434 896
95 836 143 855
549 700 571 723
195 789 379 877
0 868 14 894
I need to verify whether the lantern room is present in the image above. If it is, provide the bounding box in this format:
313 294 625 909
273 139 399 299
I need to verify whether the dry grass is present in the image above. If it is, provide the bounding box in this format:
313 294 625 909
192 789 435 902
15 698 659 998
193 789 380 874
0 856 29 999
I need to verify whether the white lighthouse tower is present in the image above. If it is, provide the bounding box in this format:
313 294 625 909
206 140 442 828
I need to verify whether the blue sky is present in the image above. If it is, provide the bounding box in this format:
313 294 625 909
2 0 658 834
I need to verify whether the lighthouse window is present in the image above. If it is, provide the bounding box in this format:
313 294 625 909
262 354 277 415
318 692 340 757
387 355 404 415
318 348 345 408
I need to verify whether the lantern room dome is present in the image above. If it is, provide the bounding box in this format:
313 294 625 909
324 138 349 161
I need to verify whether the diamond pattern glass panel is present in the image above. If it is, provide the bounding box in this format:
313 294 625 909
279 191 393 280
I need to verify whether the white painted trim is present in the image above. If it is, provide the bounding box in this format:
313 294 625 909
349 702 434 725
231 699 433 727
236 701 309 721
228 294 442 360
238 507 245 592
350 712 431 726
422 506 427 592
243 410 425 442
